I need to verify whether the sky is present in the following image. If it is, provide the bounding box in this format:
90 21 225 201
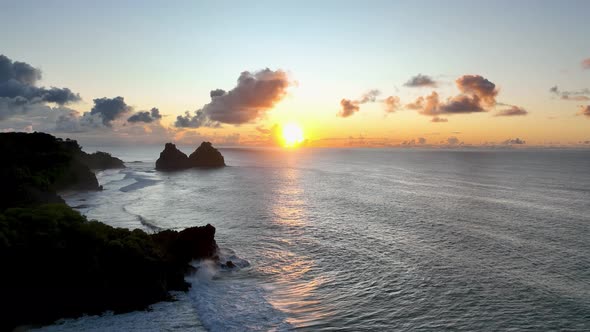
0 0 589 147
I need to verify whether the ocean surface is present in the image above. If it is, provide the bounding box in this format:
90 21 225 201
37 147 590 331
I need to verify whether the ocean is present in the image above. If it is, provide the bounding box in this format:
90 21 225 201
36 147 590 331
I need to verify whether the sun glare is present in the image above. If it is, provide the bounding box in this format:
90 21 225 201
282 123 304 147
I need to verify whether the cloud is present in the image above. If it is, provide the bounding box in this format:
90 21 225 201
175 109 220 128
447 136 460 145
338 90 381 118
550 85 590 101
200 68 291 124
383 96 400 113
128 107 162 123
495 105 528 116
431 116 448 123
503 138 526 145
90 96 131 126
578 105 590 117
338 99 360 117
0 54 80 120
455 75 498 107
439 94 486 113
403 74 437 88
359 89 381 103
405 75 505 122
582 58 590 69
402 137 427 146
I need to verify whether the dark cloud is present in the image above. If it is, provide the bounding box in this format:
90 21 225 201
495 106 528 116
338 99 360 118
431 116 448 123
0 54 80 120
90 96 131 126
210 89 226 98
383 96 400 113
128 107 162 123
550 85 590 101
439 95 486 114
582 58 590 69
338 90 381 118
403 74 437 88
201 69 290 124
503 138 526 145
175 109 220 128
579 105 590 117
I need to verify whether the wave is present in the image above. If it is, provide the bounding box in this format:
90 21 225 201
186 252 291 332
119 178 159 193
121 204 163 232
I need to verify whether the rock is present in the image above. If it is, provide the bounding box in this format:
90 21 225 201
0 205 219 330
78 151 125 169
0 132 102 208
188 142 226 167
155 143 190 170
225 260 236 268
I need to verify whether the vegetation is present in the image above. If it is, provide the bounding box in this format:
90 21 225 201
0 132 218 330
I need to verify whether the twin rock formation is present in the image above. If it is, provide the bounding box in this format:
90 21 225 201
156 142 225 170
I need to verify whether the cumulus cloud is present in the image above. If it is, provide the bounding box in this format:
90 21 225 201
200 68 291 124
175 109 220 128
495 105 528 116
503 138 526 145
338 90 381 118
582 58 590 69
404 75 508 122
549 86 590 101
383 96 400 113
128 107 162 123
578 105 590 117
403 74 437 88
0 54 80 120
455 75 498 107
338 99 360 117
89 96 131 126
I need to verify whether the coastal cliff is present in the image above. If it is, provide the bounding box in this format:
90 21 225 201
0 132 219 330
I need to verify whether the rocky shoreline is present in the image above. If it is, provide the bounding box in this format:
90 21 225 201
0 132 223 330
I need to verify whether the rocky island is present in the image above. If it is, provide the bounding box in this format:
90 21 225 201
0 132 219 330
156 141 225 171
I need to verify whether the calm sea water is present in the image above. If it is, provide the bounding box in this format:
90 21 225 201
38 147 590 331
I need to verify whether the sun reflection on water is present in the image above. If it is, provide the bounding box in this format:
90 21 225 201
261 166 335 326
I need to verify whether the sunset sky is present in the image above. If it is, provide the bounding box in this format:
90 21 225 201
1 0 589 147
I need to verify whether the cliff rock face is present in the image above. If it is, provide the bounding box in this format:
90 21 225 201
155 143 190 170
0 132 103 208
78 151 125 170
188 142 226 167
0 133 220 330
0 205 218 330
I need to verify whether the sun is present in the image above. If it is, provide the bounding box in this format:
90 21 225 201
282 123 304 147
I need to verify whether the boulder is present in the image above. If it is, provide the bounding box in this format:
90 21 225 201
188 142 226 167
155 143 190 170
